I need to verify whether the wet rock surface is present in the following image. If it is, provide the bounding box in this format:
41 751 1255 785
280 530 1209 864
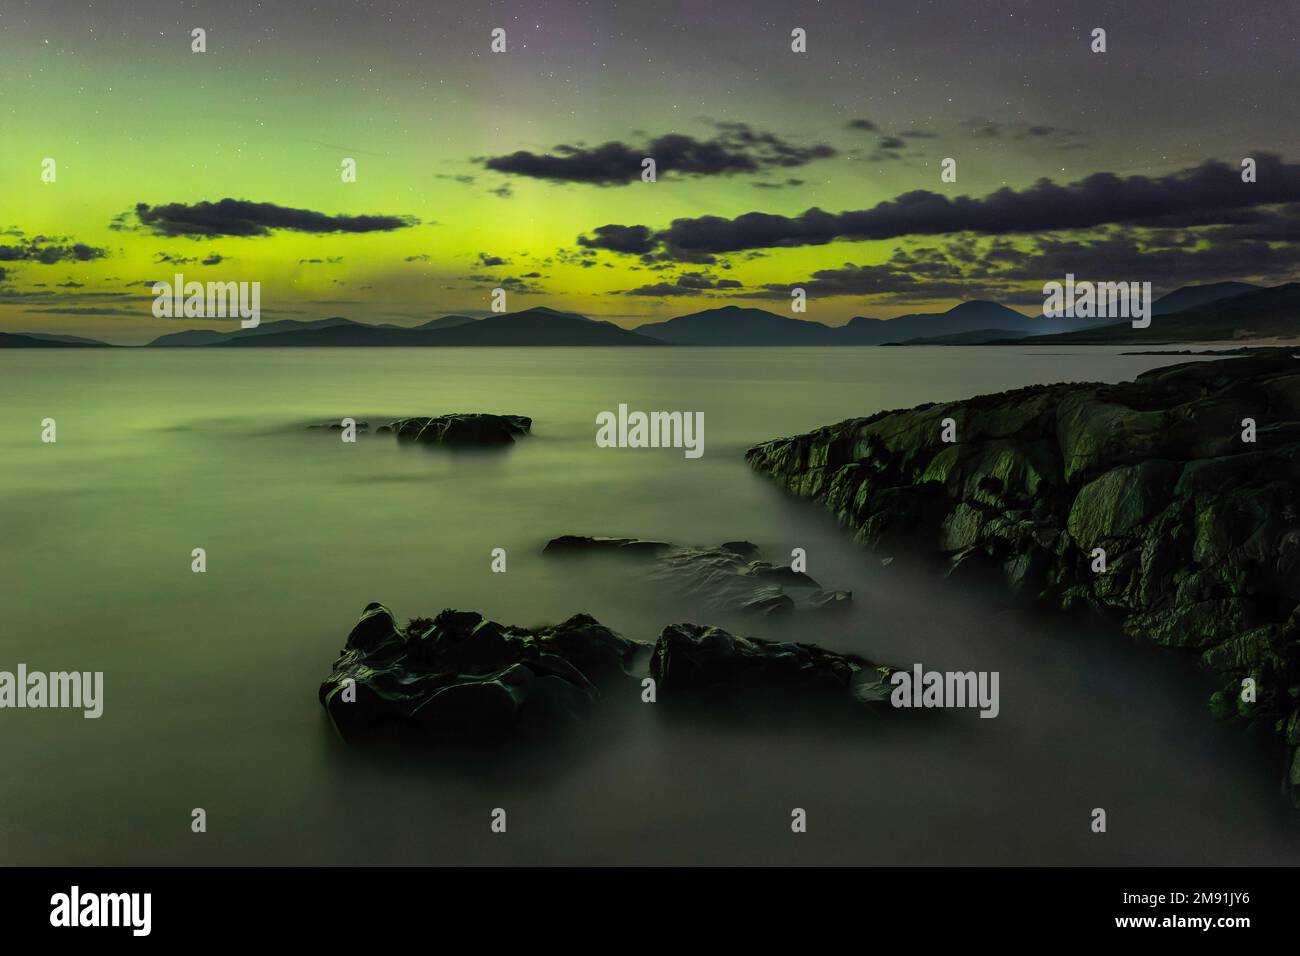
320 604 893 745
543 535 851 615
651 622 894 708
319 603 645 743
309 413 531 445
746 349 1300 802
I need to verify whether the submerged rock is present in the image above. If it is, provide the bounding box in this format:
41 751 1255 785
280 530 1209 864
309 413 531 445
543 535 851 615
319 604 644 743
651 622 894 708
746 349 1300 803
308 420 370 432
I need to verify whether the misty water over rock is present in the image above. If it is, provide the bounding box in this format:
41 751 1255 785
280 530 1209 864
748 349 1300 803
543 535 852 615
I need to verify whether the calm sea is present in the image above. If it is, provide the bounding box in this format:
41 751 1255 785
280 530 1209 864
1 346 1296 864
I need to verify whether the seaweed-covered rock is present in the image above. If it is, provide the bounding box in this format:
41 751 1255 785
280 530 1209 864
319 603 644 743
746 349 1300 803
543 535 850 615
650 622 894 707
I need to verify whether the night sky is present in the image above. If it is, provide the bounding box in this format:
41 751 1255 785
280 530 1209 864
2 0 1299 342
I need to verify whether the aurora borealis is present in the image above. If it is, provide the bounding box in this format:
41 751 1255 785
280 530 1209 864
2 0 1299 343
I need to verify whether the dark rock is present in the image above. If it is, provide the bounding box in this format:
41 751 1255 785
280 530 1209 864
319 603 644 744
650 622 894 708
543 535 851 615
746 349 1300 804
542 535 673 556
383 413 531 445
321 605 903 751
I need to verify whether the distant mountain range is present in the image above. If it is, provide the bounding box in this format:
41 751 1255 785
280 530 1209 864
629 300 1111 345
0 331 114 348
997 282 1298 346
3 283 1293 348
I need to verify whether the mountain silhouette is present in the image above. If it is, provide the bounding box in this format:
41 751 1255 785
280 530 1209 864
148 317 361 347
1013 283 1300 345
634 305 839 345
1152 281 1260 316
0 331 111 348
840 300 1112 344
219 308 664 347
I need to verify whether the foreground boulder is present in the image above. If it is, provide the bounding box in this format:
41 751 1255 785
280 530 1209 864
320 605 899 747
543 535 851 615
651 622 894 708
310 413 531 445
319 604 643 743
747 349 1300 803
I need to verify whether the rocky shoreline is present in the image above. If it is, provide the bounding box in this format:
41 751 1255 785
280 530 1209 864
746 349 1300 803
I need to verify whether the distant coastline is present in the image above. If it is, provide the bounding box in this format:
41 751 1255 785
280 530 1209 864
3 281 1295 349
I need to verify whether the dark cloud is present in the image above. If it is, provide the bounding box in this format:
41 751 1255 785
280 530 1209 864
467 274 545 294
298 256 344 265
753 178 805 190
734 260 988 301
962 118 1087 147
29 307 141 316
745 213 1300 303
949 224 1300 287
602 154 1300 257
846 119 878 132
201 253 225 265
618 271 743 297
133 199 418 237
577 224 657 255
0 239 109 264
476 252 510 267
404 254 431 263
485 124 835 185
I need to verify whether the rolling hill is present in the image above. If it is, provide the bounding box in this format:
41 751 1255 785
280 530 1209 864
220 307 665 347
634 306 840 345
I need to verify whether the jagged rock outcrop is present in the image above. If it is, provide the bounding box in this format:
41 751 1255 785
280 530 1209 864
543 535 851 615
746 350 1300 803
320 605 896 746
309 413 531 445
319 604 644 743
